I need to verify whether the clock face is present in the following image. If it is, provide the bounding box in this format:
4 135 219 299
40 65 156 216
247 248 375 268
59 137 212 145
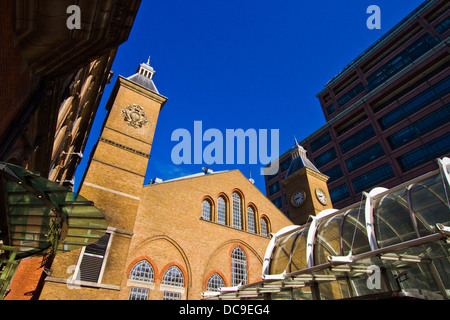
291 190 306 207
315 188 328 205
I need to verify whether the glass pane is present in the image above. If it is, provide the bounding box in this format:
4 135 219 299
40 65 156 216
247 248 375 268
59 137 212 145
231 247 247 286
162 266 184 287
292 287 313 300
271 289 292 300
289 228 309 272
314 215 343 265
341 207 370 255
217 197 226 225
373 188 417 248
202 200 211 220
129 287 149 300
247 207 255 233
207 273 225 292
319 280 351 300
269 231 298 275
8 193 43 205
130 260 154 282
410 173 450 233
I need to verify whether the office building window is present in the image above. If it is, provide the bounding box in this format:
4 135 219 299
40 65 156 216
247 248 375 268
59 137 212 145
379 76 450 130
346 143 385 172
266 172 278 181
280 157 292 172
314 147 337 168
397 132 450 172
366 33 441 92
231 246 247 286
326 104 336 116
232 192 242 230
435 17 450 34
329 184 350 203
387 103 450 150
352 163 395 193
323 165 343 182
337 83 365 107
206 273 225 292
335 110 368 137
272 197 282 209
339 125 376 154
217 196 227 225
268 181 280 196
310 132 332 153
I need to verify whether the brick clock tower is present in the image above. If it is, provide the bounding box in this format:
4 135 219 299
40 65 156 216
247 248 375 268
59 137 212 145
39 61 167 299
79 60 167 231
281 141 332 225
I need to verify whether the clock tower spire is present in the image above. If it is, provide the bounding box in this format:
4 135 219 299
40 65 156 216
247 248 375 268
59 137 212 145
281 140 332 225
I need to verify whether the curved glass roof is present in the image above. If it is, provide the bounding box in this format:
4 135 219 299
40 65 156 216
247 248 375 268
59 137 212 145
0 162 108 260
203 157 450 300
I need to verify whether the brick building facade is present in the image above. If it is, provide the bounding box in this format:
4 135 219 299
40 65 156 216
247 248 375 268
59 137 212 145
266 0 450 212
38 62 293 300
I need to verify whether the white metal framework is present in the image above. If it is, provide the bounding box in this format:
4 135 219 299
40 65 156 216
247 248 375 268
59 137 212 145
204 157 450 300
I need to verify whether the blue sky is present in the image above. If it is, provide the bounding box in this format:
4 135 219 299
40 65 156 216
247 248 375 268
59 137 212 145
74 0 425 194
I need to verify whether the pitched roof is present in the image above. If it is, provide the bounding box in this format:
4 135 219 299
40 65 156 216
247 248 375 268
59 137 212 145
284 143 321 179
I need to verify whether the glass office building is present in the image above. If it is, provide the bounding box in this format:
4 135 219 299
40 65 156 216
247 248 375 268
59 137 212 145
204 157 450 300
265 0 450 212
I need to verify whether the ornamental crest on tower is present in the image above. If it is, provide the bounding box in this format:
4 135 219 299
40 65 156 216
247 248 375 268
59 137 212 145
122 104 148 129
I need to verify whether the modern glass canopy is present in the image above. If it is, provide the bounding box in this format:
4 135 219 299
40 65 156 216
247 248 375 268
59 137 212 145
203 157 450 300
0 162 108 260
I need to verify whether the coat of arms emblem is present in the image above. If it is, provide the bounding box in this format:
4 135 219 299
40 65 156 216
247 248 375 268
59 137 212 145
122 104 148 129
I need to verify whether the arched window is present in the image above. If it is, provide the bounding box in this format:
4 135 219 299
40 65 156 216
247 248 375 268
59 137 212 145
217 196 227 225
162 266 184 300
130 260 154 282
231 246 247 286
247 206 256 233
128 260 154 300
260 218 269 237
232 192 242 229
206 273 225 292
202 199 212 221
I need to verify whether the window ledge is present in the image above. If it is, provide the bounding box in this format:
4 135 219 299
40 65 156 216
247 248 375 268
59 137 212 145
199 217 270 239
127 279 155 290
45 276 121 291
160 284 185 294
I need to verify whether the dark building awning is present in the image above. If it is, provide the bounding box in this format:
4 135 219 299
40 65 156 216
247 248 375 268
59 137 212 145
0 162 107 260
